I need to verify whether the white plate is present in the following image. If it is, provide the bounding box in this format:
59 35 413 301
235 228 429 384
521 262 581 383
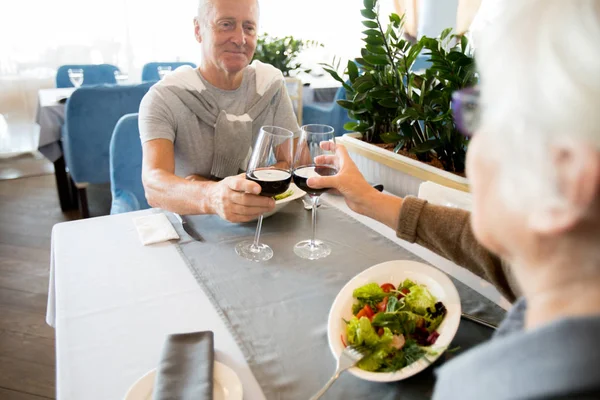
124 361 243 400
327 260 461 382
259 182 305 219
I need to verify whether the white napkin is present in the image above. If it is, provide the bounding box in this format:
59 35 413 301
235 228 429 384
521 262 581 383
134 213 180 245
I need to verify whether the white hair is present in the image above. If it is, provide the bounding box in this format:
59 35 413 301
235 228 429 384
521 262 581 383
477 0 600 211
196 0 260 27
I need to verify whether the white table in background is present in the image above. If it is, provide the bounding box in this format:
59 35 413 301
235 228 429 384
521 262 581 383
46 197 509 400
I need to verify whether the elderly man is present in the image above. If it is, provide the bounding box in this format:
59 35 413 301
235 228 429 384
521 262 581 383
310 0 600 398
139 0 298 223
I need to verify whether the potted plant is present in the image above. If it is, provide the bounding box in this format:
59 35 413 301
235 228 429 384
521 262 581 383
252 33 321 77
323 0 476 195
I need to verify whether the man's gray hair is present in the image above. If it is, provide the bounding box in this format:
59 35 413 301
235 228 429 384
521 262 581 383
197 0 260 27
477 0 600 211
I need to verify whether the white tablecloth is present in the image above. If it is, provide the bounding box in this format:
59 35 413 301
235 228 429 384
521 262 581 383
35 88 75 162
46 197 509 400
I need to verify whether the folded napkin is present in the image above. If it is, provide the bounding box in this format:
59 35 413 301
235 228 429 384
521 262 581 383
133 213 180 245
153 331 214 400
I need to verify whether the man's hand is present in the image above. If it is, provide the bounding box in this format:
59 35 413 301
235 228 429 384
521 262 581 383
206 173 275 223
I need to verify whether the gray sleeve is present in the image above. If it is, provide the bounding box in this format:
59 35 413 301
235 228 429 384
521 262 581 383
138 87 177 144
272 84 301 135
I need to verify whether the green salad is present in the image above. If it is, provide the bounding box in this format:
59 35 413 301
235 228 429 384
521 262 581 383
273 189 293 201
344 279 447 372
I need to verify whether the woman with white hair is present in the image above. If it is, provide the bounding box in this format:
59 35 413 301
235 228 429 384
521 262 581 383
310 0 600 397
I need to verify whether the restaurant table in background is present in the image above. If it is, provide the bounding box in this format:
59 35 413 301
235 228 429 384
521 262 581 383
46 193 509 400
35 88 76 210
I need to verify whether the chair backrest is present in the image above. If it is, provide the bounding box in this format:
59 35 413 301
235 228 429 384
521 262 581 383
141 62 197 82
284 77 303 125
56 64 120 88
109 113 149 214
62 82 155 185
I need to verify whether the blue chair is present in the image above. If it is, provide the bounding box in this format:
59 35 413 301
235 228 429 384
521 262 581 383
56 64 120 88
141 62 197 82
302 85 355 137
62 82 155 217
109 113 150 214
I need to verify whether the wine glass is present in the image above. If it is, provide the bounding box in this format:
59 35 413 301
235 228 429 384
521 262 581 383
157 66 172 79
67 69 84 88
235 126 294 262
292 124 337 260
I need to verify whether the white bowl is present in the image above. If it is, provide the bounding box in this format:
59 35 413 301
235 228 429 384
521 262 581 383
327 260 461 382
260 182 305 219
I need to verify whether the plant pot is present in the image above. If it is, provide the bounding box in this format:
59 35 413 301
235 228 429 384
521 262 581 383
338 133 470 197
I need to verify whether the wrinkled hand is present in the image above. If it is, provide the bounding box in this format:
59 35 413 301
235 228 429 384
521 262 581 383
307 143 379 213
207 173 275 223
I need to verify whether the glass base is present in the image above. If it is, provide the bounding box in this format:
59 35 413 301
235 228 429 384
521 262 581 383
235 240 273 262
294 239 331 260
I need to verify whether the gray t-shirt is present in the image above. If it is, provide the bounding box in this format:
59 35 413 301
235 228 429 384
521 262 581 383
138 67 299 178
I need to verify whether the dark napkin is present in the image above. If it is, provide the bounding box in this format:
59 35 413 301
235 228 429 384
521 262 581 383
152 331 214 400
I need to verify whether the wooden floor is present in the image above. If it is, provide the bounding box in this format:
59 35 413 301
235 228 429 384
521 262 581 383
0 173 79 399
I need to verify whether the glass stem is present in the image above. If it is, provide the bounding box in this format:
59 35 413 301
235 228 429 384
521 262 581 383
310 196 318 247
252 214 264 250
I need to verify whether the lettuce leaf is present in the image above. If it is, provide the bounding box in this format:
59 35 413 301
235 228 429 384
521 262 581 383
352 283 386 302
404 285 436 315
346 316 392 347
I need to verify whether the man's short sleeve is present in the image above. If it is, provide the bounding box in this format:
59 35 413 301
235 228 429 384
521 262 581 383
272 83 301 136
138 87 177 144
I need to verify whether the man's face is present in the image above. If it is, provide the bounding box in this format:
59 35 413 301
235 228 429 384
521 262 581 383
195 0 258 75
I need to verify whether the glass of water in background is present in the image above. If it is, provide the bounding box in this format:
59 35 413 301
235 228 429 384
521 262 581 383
157 66 172 80
67 69 84 88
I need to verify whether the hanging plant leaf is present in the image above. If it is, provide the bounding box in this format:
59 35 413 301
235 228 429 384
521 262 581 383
347 60 359 81
337 100 355 110
363 36 385 46
362 20 379 29
362 29 383 38
366 44 387 55
380 131 403 144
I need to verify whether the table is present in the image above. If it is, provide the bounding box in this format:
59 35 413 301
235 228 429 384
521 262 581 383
46 195 509 399
35 88 76 211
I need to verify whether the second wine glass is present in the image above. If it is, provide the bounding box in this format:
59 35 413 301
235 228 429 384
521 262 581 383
235 126 294 262
292 124 337 260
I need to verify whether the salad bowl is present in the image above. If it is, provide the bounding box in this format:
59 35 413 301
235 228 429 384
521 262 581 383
327 260 461 382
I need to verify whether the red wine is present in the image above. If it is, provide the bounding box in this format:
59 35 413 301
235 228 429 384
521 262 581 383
293 165 338 196
246 168 292 197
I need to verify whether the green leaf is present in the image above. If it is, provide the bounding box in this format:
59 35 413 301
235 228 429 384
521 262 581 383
363 0 375 9
337 100 354 110
362 29 382 38
378 98 399 109
362 20 379 29
354 91 368 102
389 13 401 25
380 131 403 143
440 28 453 41
361 9 377 19
347 60 359 81
344 121 359 131
369 88 395 99
362 53 388 65
461 35 468 53
366 44 387 55
363 36 385 46
322 67 344 84
411 139 442 154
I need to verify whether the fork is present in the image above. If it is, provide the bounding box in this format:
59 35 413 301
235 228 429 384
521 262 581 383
309 345 369 400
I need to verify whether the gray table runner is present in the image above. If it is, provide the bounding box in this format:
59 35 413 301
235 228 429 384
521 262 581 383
170 200 506 400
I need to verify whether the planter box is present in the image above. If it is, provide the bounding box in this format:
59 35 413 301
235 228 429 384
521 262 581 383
338 133 470 198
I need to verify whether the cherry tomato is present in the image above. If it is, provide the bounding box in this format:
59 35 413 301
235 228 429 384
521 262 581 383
380 283 396 293
376 296 389 312
397 287 410 299
356 304 375 320
377 328 384 337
